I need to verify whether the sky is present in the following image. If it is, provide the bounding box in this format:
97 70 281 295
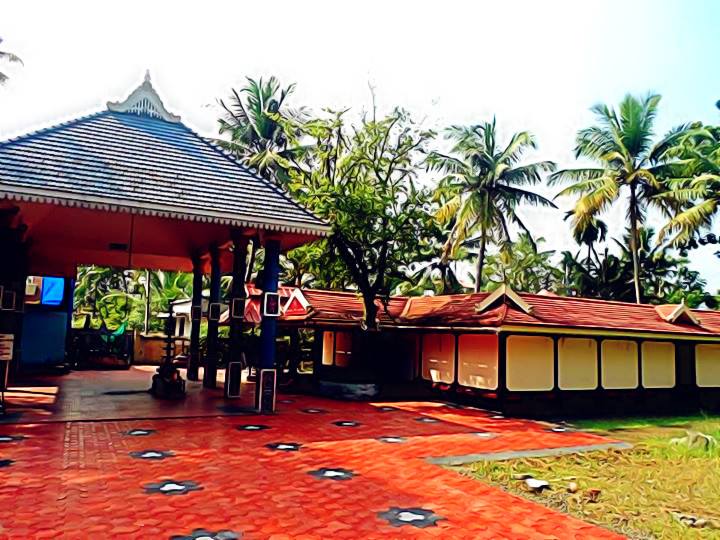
2 0 720 289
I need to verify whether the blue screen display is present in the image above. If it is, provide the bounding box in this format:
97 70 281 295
41 277 65 306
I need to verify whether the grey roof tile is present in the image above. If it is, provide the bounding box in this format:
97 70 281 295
0 111 329 236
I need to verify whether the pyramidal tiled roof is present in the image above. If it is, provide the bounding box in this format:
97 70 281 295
0 76 329 237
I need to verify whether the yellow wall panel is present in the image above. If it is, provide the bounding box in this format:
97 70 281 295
458 334 498 390
558 338 597 390
321 331 334 366
696 344 720 387
422 333 455 383
601 340 638 389
506 335 554 391
641 341 675 388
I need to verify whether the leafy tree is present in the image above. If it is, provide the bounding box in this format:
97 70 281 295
73 266 144 330
284 107 435 329
427 120 556 292
217 76 307 184
657 124 720 249
560 228 717 307
145 270 193 332
392 224 470 296
566 213 608 272
279 241 352 289
550 93 689 303
0 37 22 85
481 234 562 293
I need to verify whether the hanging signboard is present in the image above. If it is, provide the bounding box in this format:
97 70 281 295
231 297 246 319
0 334 13 362
257 368 277 413
208 302 222 321
263 292 281 318
0 288 16 311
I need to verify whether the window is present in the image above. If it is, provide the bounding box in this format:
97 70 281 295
421 333 455 383
334 331 352 367
457 334 498 389
641 341 675 388
696 344 720 387
601 340 638 389
506 335 554 391
558 338 597 390
321 331 335 366
321 330 353 368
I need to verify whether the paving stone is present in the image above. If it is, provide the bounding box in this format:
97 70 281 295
0 369 623 539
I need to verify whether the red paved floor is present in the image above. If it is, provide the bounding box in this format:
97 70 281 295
0 369 624 539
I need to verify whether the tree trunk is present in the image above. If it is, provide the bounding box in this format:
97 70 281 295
362 292 379 331
629 184 642 304
474 230 487 293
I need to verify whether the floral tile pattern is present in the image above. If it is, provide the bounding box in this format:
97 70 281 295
236 424 270 431
144 480 203 496
0 435 25 443
332 420 361 427
378 506 445 528
265 442 302 452
301 408 327 414
130 450 175 460
377 436 406 444
125 428 156 436
169 528 241 539
308 467 356 481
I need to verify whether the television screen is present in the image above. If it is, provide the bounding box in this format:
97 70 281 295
41 277 65 306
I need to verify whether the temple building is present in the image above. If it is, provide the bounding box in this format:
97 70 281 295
0 74 329 410
258 285 720 416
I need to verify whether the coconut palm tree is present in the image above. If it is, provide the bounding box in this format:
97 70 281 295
0 37 22 85
658 125 720 247
550 93 687 303
427 120 557 292
217 76 307 184
565 213 608 271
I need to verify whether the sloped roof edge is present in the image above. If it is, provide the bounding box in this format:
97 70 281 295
475 284 533 315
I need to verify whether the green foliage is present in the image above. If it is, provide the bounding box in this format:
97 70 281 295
481 234 562 293
657 124 720 248
146 270 193 332
282 106 436 328
73 266 193 332
428 119 556 292
560 227 718 308
550 94 692 303
392 223 470 296
217 76 308 184
73 266 144 330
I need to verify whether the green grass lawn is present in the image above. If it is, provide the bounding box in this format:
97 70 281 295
458 414 720 540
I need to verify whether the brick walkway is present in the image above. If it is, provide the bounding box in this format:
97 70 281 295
0 369 624 539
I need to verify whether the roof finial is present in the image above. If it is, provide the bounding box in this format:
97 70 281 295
107 72 181 123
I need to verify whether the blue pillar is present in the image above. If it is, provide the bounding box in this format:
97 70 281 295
259 239 280 368
257 239 280 411
187 256 203 382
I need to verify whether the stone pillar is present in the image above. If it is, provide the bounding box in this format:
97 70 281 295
203 245 221 389
187 256 203 381
224 232 249 398
256 238 280 411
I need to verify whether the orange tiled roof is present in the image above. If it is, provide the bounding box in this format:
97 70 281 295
398 291 720 336
274 287 720 338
